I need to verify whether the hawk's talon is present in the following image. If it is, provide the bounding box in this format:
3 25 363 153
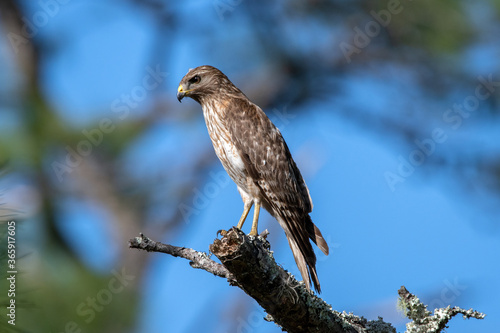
259 229 270 239
216 229 227 237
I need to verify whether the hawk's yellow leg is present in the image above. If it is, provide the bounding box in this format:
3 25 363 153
249 202 261 236
236 201 253 230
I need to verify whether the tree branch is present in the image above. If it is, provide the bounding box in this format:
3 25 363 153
210 228 399 333
129 228 485 333
128 233 232 279
397 286 485 333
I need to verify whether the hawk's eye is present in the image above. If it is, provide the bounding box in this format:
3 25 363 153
189 75 201 84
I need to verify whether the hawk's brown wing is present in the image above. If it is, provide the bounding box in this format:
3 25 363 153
225 97 328 291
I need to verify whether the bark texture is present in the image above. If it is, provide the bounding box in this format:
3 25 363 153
129 228 484 333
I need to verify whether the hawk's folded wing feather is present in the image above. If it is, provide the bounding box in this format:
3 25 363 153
225 97 328 291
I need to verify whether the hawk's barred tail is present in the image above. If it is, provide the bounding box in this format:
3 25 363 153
286 235 316 292
307 218 329 256
279 214 329 293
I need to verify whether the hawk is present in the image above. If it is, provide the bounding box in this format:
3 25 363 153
177 66 329 292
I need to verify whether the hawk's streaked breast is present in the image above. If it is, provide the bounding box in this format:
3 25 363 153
202 99 247 190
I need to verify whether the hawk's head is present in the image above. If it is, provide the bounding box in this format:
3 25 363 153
177 65 241 104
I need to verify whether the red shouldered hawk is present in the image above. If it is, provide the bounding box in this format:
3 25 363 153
177 66 329 292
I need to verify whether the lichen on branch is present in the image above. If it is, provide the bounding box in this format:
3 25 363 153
129 230 484 333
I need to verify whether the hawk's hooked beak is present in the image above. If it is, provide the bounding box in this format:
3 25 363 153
177 84 187 102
